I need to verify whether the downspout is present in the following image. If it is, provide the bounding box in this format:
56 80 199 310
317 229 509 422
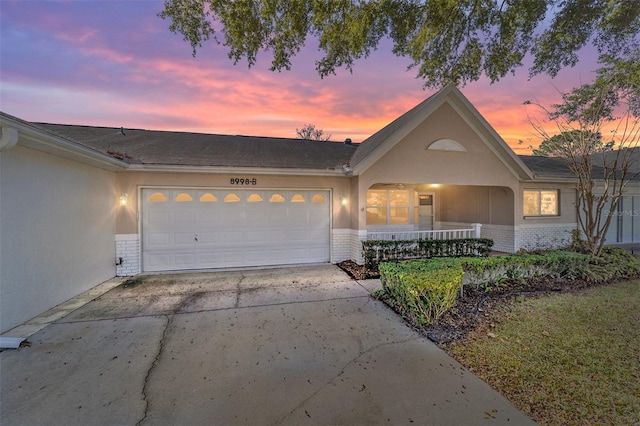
0 127 19 151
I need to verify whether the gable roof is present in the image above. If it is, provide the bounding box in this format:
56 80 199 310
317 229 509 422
33 123 357 172
350 85 534 180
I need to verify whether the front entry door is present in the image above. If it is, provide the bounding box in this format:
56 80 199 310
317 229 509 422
418 193 434 230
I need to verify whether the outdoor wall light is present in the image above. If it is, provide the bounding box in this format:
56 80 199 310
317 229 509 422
340 194 347 206
120 192 128 207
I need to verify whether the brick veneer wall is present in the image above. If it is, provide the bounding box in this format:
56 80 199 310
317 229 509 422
115 234 140 276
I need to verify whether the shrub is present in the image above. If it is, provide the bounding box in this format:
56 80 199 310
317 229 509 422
379 259 463 326
586 247 640 282
460 251 591 292
363 238 493 269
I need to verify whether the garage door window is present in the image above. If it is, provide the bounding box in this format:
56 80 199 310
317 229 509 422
291 194 305 203
200 193 218 202
149 192 168 202
175 193 193 202
312 194 326 203
247 194 264 203
224 193 241 203
270 194 285 203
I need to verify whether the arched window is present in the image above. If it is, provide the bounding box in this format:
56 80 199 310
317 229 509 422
224 193 241 203
311 194 326 203
291 194 306 203
269 194 285 203
199 193 218 202
175 193 193 202
247 194 264 203
149 192 168 202
426 138 467 152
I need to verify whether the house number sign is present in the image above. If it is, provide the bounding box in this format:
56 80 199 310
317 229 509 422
230 177 257 185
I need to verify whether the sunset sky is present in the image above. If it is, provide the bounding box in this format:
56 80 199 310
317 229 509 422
1 1 602 154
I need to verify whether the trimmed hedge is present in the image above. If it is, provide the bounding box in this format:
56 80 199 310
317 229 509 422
379 259 464 326
461 250 591 292
363 238 493 269
377 247 640 326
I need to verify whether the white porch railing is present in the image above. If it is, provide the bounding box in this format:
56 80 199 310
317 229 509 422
366 223 482 241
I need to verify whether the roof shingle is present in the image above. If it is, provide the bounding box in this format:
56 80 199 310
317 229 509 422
34 123 357 170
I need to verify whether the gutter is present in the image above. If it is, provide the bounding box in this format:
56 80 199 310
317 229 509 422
0 116 128 171
126 164 350 177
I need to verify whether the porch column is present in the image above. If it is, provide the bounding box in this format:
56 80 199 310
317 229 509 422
472 223 482 238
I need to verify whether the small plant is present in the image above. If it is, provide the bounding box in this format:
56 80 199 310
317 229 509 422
122 276 145 288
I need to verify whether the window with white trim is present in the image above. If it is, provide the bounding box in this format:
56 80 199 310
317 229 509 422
366 190 410 225
523 190 559 216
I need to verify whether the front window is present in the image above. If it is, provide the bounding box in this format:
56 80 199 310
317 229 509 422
523 190 559 216
366 190 410 225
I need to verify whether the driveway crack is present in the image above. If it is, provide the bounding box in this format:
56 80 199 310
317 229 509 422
271 336 422 425
235 273 245 308
136 315 171 426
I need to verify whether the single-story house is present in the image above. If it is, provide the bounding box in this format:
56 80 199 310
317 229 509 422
1 85 638 333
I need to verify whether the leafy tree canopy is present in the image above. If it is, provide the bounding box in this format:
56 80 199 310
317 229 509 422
526 53 639 256
532 130 613 157
159 0 640 88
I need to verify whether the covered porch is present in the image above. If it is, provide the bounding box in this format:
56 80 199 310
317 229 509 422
363 183 515 252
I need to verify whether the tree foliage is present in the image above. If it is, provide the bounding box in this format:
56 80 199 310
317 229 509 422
527 55 640 256
159 0 640 88
532 130 613 157
296 123 331 141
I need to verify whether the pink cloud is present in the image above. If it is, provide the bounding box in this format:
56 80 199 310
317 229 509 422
1 1 608 154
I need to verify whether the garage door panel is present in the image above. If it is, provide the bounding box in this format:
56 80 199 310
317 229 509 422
142 188 330 271
195 210 219 224
222 230 244 243
147 211 171 226
174 232 197 245
147 232 171 246
197 231 221 244
144 253 173 271
245 231 268 243
174 211 196 224
175 253 196 266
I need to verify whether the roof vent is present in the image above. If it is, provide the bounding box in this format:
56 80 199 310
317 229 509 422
344 138 352 145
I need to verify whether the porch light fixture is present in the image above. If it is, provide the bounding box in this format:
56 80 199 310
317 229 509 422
340 194 347 206
120 192 128 207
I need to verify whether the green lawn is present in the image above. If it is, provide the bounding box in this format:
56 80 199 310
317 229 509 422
449 279 640 425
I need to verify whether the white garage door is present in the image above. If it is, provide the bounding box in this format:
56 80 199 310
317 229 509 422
141 188 331 272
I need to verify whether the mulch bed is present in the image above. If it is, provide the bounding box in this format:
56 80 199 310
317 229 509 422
337 260 606 346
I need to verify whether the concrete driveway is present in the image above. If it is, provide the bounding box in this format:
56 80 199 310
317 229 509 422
1 265 533 425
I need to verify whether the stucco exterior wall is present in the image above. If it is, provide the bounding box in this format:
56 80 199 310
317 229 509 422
113 172 357 273
115 172 353 234
0 145 116 333
356 102 522 232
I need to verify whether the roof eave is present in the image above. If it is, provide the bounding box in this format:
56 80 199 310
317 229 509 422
1 114 128 171
126 164 352 177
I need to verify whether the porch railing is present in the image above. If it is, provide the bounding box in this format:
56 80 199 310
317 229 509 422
366 223 482 241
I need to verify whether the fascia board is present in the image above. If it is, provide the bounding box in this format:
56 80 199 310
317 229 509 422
126 164 350 177
1 116 128 170
528 176 577 184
